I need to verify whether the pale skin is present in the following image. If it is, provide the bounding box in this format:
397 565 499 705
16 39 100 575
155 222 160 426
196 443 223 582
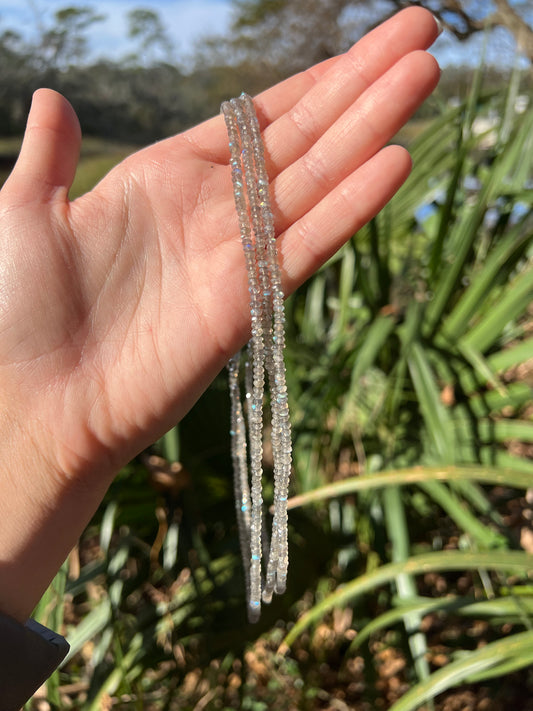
0 7 440 623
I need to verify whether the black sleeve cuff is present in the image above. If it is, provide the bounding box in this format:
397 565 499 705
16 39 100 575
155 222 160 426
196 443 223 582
0 612 69 711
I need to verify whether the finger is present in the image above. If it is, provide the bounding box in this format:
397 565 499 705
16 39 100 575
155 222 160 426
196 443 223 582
259 7 440 176
185 6 440 163
272 50 440 232
205 49 438 241
256 6 439 129
2 89 81 204
183 55 339 162
279 144 412 292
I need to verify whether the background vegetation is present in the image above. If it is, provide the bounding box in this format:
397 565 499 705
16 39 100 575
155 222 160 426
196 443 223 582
0 1 532 709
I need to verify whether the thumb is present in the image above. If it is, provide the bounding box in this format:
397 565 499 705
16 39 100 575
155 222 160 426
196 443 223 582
3 88 81 204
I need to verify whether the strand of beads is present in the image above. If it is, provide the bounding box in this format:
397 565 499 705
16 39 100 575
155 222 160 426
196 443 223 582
222 93 292 622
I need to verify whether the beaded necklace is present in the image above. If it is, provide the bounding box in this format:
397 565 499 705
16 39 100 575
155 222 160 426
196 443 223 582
221 93 292 623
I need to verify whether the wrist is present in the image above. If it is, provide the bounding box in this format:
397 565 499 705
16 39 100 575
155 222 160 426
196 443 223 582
0 410 115 621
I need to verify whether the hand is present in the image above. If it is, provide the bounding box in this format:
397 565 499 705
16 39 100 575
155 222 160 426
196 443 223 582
0 7 440 621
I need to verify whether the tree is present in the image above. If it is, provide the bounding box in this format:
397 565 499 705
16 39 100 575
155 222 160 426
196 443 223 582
0 29 34 133
216 0 533 75
409 0 533 62
222 0 362 74
37 6 105 71
126 8 174 66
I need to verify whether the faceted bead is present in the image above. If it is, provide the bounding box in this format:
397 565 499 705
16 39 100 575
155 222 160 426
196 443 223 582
223 93 292 623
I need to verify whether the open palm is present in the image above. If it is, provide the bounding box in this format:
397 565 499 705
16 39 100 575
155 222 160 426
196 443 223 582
0 7 439 621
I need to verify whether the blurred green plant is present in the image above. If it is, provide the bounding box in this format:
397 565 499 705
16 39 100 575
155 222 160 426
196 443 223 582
280 62 533 706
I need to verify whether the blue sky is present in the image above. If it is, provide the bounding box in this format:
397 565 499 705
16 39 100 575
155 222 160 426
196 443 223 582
0 0 526 67
0 0 235 61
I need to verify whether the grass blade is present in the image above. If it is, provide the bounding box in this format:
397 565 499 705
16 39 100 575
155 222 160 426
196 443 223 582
407 342 455 462
418 480 505 549
350 595 533 652
383 486 431 684
285 465 533 511
282 550 533 648
389 630 533 711
460 264 533 354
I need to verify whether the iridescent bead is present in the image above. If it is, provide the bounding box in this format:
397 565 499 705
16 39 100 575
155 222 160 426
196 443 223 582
222 93 292 623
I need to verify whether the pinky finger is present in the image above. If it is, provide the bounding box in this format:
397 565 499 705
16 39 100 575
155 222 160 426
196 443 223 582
279 144 412 293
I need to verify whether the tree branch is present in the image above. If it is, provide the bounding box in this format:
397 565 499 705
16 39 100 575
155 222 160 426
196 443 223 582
493 0 533 61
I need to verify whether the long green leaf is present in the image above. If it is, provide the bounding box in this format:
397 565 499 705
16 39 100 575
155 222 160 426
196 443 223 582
389 630 533 711
460 263 533 353
455 340 506 395
285 465 533 511
419 480 505 549
333 313 396 448
351 314 396 383
350 595 533 652
466 646 533 683
478 449 533 473
424 108 533 334
442 217 533 342
64 599 112 663
466 382 532 416
88 632 145 711
453 416 533 444
390 104 463 237
330 243 356 339
383 486 431 684
407 342 455 462
488 337 533 373
282 551 533 648
428 122 465 279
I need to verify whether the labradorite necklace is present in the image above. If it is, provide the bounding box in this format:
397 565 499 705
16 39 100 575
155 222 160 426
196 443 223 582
222 93 292 623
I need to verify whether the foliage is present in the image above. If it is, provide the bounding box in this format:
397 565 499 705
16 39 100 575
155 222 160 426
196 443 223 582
36 6 106 72
278 63 533 706
0 5 193 141
214 0 533 74
229 0 359 73
286 68 533 482
1 1 532 144
126 9 174 66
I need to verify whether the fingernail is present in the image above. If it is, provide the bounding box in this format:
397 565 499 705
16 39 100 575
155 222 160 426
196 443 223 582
432 13 443 36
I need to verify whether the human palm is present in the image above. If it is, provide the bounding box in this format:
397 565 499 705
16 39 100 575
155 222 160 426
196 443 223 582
0 7 439 621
